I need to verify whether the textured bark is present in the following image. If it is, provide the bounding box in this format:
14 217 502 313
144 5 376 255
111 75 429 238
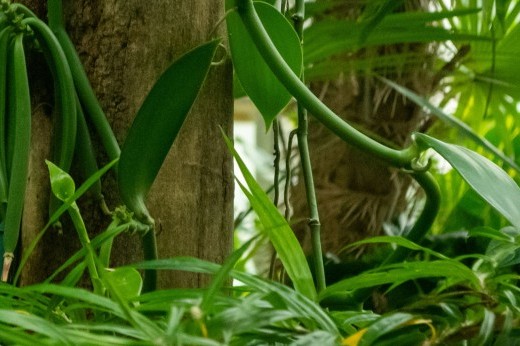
19 1 233 288
292 1 433 256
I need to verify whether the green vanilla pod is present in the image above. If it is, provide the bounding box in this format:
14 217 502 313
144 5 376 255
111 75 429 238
2 34 31 282
22 17 77 222
0 27 12 219
73 92 108 211
48 0 119 166
22 17 76 172
53 28 120 166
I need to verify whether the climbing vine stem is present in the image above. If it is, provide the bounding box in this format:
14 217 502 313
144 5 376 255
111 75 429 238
292 0 326 293
235 0 418 168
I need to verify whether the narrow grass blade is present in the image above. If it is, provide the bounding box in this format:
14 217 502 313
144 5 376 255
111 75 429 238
320 260 479 301
222 132 317 301
132 257 338 334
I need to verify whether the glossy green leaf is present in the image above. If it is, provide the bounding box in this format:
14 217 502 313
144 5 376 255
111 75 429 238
118 40 218 221
382 78 520 173
46 160 75 202
104 268 143 302
415 133 520 229
222 133 317 301
227 2 302 128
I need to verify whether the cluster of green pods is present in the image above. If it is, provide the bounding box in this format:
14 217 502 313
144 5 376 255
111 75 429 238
0 0 119 281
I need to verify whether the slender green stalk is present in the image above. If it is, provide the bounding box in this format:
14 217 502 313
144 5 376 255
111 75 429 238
272 118 281 206
142 231 158 292
284 130 297 220
68 203 103 295
292 0 325 293
235 0 417 168
270 117 281 281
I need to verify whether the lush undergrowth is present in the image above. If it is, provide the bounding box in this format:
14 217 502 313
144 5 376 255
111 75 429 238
2 0 520 345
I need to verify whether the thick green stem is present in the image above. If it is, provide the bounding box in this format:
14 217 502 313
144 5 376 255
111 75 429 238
292 0 326 293
236 0 417 168
142 230 158 292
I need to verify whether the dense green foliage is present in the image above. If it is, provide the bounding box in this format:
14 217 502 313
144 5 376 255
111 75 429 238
1 0 520 345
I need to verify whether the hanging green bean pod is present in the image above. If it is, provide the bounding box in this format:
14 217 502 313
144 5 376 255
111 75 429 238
22 17 77 222
0 27 12 219
73 92 107 211
47 0 120 166
2 33 31 282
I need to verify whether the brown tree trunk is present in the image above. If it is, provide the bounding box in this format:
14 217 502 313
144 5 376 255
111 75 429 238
19 1 233 288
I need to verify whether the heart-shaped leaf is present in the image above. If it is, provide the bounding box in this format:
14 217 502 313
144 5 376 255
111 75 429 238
227 2 302 128
46 160 75 202
118 40 219 222
104 267 142 302
415 133 520 229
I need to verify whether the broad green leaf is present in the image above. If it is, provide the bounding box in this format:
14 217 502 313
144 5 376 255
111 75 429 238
320 260 479 301
415 133 520 229
381 78 520 173
227 2 303 128
104 268 143 302
222 133 317 301
118 40 218 221
46 160 75 202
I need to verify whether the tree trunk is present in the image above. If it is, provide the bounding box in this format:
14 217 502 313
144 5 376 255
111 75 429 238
18 0 233 288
